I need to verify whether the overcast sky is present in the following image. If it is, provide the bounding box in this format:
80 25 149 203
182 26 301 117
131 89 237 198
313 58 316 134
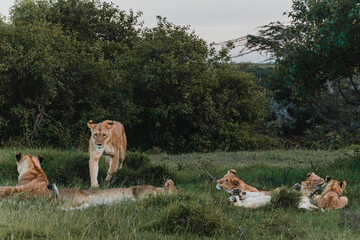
0 0 293 62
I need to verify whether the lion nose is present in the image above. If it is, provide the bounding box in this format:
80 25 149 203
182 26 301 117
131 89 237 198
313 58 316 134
97 143 102 147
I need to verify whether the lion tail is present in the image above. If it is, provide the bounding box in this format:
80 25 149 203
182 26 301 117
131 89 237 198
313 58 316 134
47 183 60 199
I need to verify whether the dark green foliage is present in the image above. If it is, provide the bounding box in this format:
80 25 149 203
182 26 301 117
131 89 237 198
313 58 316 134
111 152 173 187
0 0 269 153
238 0 360 148
244 0 360 96
270 188 301 209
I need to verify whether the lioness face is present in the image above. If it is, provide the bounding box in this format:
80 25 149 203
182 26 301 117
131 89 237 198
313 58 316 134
216 170 240 192
15 152 43 174
88 120 114 151
298 172 325 192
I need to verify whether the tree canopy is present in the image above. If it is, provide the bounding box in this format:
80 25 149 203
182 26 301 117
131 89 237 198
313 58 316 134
242 0 360 97
0 0 269 152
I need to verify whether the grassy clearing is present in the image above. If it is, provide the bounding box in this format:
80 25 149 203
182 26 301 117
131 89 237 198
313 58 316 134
0 148 359 239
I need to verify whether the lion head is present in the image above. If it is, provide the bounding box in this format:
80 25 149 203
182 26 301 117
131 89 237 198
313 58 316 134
15 152 48 186
294 172 325 194
323 176 346 196
164 179 178 194
88 120 115 151
216 169 242 192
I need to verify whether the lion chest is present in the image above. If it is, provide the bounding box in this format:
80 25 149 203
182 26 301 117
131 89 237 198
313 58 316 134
103 145 116 157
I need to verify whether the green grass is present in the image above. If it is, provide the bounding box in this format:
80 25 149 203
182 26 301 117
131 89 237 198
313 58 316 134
0 148 359 239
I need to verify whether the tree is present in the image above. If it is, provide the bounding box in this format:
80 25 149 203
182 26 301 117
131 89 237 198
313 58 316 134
0 1 269 152
120 17 269 152
0 0 140 146
240 0 360 98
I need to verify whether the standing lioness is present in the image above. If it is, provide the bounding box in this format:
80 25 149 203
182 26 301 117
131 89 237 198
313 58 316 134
88 120 127 187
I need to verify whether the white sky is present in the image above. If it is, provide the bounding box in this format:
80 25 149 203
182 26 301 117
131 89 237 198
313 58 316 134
0 0 293 62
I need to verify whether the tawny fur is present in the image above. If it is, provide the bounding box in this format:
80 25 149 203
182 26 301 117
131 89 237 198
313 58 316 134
88 120 127 187
0 153 50 198
49 179 177 210
156 179 178 194
216 169 271 195
294 172 324 210
314 178 348 210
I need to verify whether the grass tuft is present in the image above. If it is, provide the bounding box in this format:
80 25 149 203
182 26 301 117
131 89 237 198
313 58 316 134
270 188 301 209
146 200 235 237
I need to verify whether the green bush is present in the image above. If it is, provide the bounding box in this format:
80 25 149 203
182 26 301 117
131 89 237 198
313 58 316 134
270 188 301 209
146 200 234 237
110 152 173 187
0 1 270 153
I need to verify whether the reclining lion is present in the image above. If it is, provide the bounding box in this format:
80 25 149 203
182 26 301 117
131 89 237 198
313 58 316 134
0 152 50 198
48 179 178 210
216 169 271 195
314 176 348 210
228 188 271 208
293 172 325 210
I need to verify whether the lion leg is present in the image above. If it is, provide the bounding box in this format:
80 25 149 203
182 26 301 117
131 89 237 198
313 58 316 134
105 156 111 166
309 203 319 210
89 155 100 187
314 195 326 208
105 151 119 182
337 196 348 209
119 134 127 169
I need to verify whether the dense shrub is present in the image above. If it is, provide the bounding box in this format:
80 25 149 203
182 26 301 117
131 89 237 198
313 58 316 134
270 188 301 209
0 0 269 153
111 152 173 187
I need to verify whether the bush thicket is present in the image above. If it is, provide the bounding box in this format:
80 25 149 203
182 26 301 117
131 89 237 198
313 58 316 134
0 0 268 152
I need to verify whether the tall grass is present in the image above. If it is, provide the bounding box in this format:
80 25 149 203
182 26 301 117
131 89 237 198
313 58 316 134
0 148 359 239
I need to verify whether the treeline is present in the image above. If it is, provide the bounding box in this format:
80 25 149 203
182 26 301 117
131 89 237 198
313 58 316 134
0 0 270 152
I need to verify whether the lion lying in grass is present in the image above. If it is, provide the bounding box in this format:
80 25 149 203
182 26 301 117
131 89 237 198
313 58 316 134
228 188 271 208
314 176 348 210
48 179 178 210
293 172 325 210
1 152 177 210
0 152 50 198
219 170 328 210
216 169 271 195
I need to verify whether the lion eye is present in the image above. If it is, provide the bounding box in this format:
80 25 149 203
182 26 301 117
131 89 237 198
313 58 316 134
94 134 98 137
225 179 229 182
103 134 106 137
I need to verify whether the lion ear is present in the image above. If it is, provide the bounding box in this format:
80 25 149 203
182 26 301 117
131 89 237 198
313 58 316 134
37 155 44 164
307 172 313 178
106 121 115 130
228 169 237 175
15 152 23 162
340 181 347 189
87 120 96 129
326 176 331 183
